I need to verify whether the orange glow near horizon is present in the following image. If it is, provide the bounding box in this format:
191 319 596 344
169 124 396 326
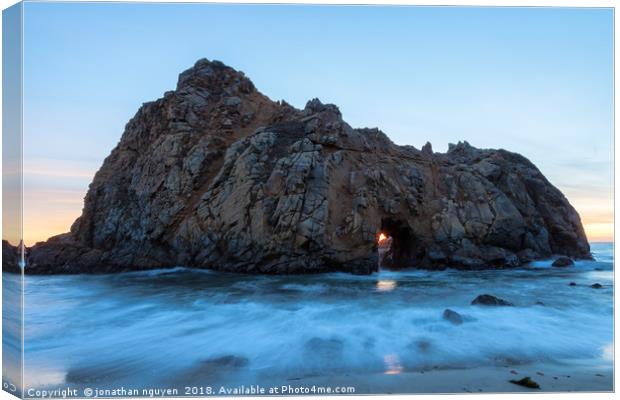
12 163 614 247
583 222 614 243
378 233 388 243
18 208 614 247
18 210 614 247
23 188 84 245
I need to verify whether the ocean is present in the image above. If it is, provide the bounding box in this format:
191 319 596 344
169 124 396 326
3 243 613 395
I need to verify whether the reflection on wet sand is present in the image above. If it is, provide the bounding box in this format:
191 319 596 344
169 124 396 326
383 354 403 375
376 280 397 292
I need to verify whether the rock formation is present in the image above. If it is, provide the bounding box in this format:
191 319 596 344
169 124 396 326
2 240 20 273
26 59 590 274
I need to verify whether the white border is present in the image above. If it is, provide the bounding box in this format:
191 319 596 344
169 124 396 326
0 2 615 400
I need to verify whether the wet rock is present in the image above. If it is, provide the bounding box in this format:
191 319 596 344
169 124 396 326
65 362 129 384
442 308 463 325
509 377 540 389
552 256 574 267
183 355 249 382
26 58 592 274
201 355 249 369
413 339 432 352
591 283 603 289
517 248 539 263
471 294 514 307
569 282 577 286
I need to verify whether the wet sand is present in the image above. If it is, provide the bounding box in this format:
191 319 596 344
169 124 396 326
284 360 613 394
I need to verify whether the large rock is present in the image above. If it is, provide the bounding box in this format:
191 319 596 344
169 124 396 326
26 59 591 274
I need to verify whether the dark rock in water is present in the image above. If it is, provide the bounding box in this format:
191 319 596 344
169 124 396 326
534 301 545 306
349 254 378 275
182 355 249 382
591 283 603 289
569 282 577 286
65 363 129 384
414 339 432 352
517 248 538 263
2 240 21 273
442 308 464 325
471 294 514 306
304 337 343 357
201 355 248 369
552 256 574 267
509 377 540 389
25 58 592 274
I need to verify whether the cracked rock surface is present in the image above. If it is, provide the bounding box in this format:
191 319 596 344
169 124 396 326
26 59 590 274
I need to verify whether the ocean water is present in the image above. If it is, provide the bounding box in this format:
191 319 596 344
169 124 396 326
4 243 614 394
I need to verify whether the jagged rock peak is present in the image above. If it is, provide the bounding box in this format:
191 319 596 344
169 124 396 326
304 98 341 117
176 58 255 95
421 141 433 155
448 140 473 152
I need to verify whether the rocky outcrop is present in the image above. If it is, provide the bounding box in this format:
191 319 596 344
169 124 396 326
552 256 574 267
591 283 603 289
27 59 590 274
2 240 20 273
471 294 514 306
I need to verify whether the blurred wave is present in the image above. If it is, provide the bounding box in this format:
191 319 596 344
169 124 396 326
9 243 613 391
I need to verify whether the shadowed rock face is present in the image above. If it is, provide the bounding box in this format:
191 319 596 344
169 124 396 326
27 59 590 274
2 240 20 273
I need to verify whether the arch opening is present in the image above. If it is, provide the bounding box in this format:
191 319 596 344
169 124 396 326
377 218 420 269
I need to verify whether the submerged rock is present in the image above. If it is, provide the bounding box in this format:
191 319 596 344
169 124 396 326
552 256 574 267
26 58 591 274
569 282 577 286
201 355 248 369
442 309 463 325
65 362 129 384
509 377 540 389
412 338 432 353
182 355 249 382
591 283 603 289
471 294 514 306
304 337 344 360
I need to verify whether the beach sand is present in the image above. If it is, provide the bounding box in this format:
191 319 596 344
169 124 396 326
282 360 613 394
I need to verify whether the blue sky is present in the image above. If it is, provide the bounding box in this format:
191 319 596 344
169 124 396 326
21 3 613 243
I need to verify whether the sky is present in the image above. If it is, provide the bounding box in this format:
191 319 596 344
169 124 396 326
20 3 613 245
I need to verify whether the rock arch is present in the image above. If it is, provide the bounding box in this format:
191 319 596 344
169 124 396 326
26 59 591 275
378 218 423 269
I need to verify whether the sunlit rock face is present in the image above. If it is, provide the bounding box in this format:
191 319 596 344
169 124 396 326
27 59 590 274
